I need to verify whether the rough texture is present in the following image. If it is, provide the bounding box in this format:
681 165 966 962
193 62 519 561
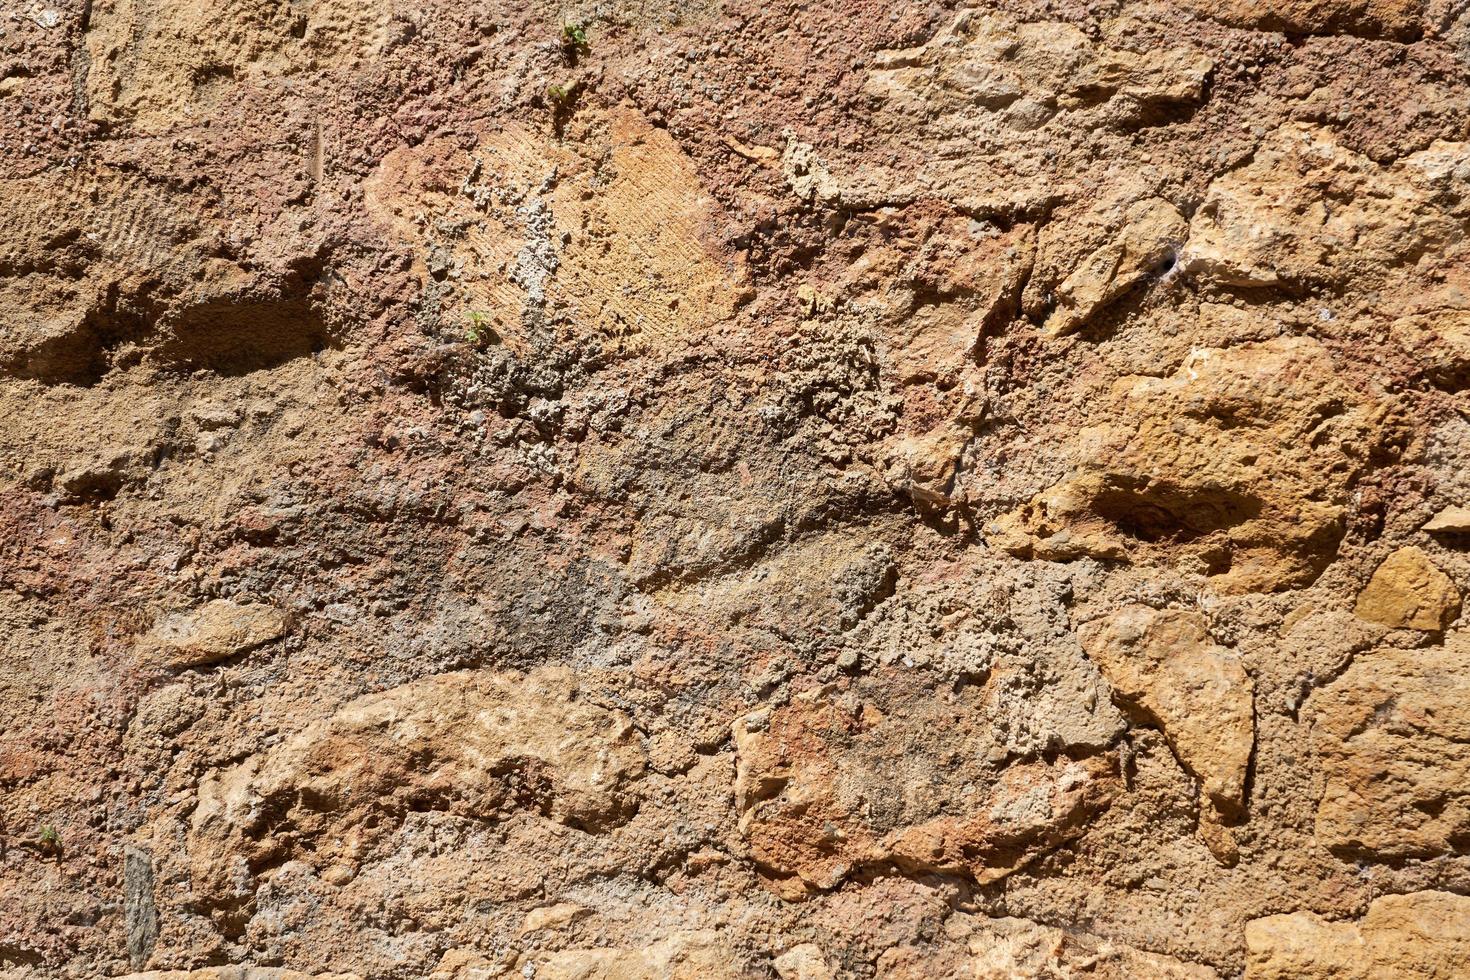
1309 636 1470 859
881 913 1222 979
4 0 1470 978
1080 607 1254 861
732 675 1121 896
141 600 290 668
989 335 1391 594
1245 890 1470 979
1353 545 1462 629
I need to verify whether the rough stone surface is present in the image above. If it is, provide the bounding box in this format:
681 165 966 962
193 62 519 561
1080 606 1254 859
1424 504 1470 533
1182 0 1428 40
1245 890 1470 979
879 913 1222 979
184 665 647 917
1309 636 1470 859
1353 545 1462 629
773 944 835 980
141 600 289 668
117 973 362 980
124 846 159 970
732 674 1121 896
990 336 1390 594
5 1 1470 978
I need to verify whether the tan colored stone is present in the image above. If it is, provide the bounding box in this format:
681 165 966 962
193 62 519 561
1181 0 1426 39
1309 637 1470 858
732 675 1119 895
1424 505 1470 533
428 949 501 980
827 12 1212 212
187 667 646 903
1183 125 1462 290
365 108 748 361
520 902 591 936
12 1 1470 975
0 166 217 383
1080 606 1253 853
878 913 1220 979
773 944 835 980
142 599 287 668
116 971 363 980
1043 198 1187 337
838 213 1034 384
510 931 747 980
646 730 698 775
1245 891 1470 979
86 0 393 131
879 422 975 507
1354 546 1460 630
992 336 1384 593
1392 309 1470 390
261 665 645 828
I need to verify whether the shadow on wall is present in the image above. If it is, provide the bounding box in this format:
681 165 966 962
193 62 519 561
7 280 336 387
153 293 333 376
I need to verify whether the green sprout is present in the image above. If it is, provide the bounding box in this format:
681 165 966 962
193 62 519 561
547 81 577 104
545 77 584 136
464 310 493 345
38 825 60 853
561 22 589 51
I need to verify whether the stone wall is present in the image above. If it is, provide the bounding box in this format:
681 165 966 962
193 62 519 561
2 1 1470 976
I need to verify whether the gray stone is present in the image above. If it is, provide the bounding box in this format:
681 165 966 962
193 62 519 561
125 845 158 970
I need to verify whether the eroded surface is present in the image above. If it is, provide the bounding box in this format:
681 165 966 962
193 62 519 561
4 1 1470 977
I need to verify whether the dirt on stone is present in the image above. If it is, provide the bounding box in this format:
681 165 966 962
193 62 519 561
3 1 1470 978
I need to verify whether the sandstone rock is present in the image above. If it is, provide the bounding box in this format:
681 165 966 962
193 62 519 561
879 422 975 507
429 949 504 980
878 914 1220 979
188 666 646 904
142 600 288 668
839 12 1212 212
10 0 1470 974
1080 607 1254 826
0 159 336 387
841 574 1127 754
646 730 698 776
770 10 1217 215
1423 505 1470 533
365 108 748 362
1309 636 1470 858
991 337 1385 593
1181 0 1427 39
1353 546 1460 630
86 0 393 131
835 211 1034 384
509 931 747 980
1043 198 1187 337
1245 891 1470 979
732 674 1119 896
1182 125 1462 290
116 971 363 980
1391 309 1470 390
520 903 591 936
640 528 896 640
773 944 834 980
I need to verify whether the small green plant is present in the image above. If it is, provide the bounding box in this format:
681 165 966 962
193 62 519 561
547 81 577 104
546 77 584 136
561 21 589 51
37 825 60 854
464 310 493 345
